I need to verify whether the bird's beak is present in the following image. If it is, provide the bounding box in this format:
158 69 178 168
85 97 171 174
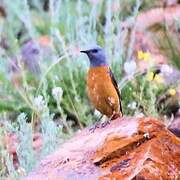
80 50 89 54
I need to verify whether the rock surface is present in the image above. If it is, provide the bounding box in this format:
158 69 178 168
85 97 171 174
25 117 180 180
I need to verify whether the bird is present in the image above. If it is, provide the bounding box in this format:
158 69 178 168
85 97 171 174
80 45 123 122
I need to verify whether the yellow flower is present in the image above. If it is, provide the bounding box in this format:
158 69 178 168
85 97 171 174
154 74 164 83
138 51 144 59
168 88 176 96
146 72 154 81
143 52 150 61
146 72 164 83
138 50 150 61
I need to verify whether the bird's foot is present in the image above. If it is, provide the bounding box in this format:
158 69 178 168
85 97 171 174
100 120 110 128
89 120 110 133
89 122 100 133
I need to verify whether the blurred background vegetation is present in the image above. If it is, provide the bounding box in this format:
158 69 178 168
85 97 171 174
0 0 179 178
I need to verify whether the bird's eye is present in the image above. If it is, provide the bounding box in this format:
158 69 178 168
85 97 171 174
91 49 98 53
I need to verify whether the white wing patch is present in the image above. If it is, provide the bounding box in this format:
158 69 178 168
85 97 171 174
107 96 115 106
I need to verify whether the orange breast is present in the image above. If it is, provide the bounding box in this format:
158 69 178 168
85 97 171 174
87 66 120 117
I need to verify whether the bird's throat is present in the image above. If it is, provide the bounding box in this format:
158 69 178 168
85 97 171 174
90 61 108 67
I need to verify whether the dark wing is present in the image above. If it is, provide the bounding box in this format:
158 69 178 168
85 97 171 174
109 68 123 116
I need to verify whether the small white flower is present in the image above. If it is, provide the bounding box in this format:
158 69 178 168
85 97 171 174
161 64 173 76
54 76 59 81
34 95 45 111
124 61 137 75
143 132 150 139
127 101 137 110
52 87 63 102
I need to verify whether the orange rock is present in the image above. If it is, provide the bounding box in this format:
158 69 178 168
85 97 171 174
25 117 180 180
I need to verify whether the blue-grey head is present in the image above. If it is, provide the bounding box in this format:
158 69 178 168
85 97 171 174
80 45 108 67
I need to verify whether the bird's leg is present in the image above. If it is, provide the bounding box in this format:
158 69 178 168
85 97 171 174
97 114 104 122
89 111 120 132
99 111 121 130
